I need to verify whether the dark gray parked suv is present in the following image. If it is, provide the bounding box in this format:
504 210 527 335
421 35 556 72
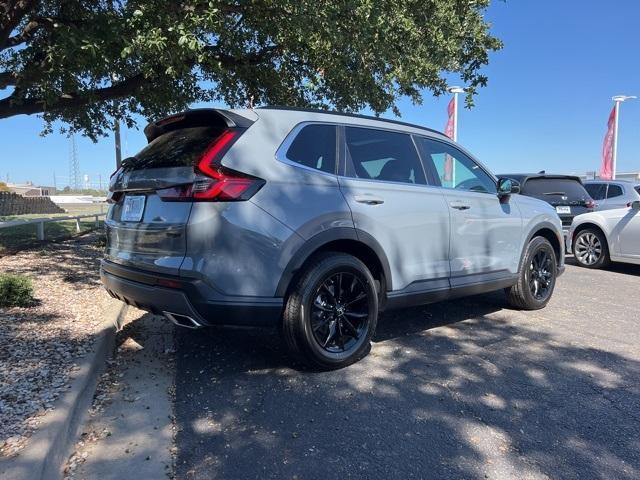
102 107 565 369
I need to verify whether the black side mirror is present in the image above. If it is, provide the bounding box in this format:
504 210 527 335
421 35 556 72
497 178 520 197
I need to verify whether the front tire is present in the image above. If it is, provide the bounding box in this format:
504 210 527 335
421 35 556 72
572 228 610 269
506 236 557 310
282 252 378 370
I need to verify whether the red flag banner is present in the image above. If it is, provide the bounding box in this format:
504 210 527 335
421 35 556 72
599 107 616 180
443 96 456 182
444 97 455 140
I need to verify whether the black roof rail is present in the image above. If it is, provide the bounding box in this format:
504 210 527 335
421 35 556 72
256 105 445 136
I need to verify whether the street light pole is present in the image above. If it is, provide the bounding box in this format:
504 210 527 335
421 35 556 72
611 95 636 180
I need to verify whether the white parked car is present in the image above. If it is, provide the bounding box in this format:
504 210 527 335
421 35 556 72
567 201 640 268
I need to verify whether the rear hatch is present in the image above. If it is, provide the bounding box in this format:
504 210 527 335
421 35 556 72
105 109 259 275
520 177 595 228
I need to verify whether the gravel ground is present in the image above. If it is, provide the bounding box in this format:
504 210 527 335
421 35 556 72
0 232 113 458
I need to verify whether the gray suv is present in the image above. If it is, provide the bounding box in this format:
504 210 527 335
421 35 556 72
101 107 565 369
584 180 640 211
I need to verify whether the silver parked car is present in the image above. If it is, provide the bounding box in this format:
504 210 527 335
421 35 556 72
101 107 565 369
567 201 640 268
584 180 640 211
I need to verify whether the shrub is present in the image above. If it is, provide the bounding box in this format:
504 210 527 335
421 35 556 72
0 273 35 308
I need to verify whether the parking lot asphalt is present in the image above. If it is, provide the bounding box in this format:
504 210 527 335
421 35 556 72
175 260 640 480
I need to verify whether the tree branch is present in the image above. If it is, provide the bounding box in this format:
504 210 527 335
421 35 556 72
204 44 282 67
0 0 39 49
0 71 17 89
0 74 146 119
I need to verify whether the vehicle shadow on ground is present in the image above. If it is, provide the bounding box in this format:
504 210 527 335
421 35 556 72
565 255 640 276
174 292 640 480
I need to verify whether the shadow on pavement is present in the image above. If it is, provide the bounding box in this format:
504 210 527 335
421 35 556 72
174 291 640 480
565 255 640 276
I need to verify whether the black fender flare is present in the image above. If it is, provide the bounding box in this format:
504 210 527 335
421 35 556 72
275 228 393 297
520 221 564 269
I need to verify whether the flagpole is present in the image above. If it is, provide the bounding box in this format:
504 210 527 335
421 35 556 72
611 95 636 180
447 87 464 186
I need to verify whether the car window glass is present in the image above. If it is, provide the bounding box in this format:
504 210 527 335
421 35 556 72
635 186 640 195
126 126 221 170
585 183 606 200
607 185 623 198
344 127 426 185
416 137 496 193
285 124 336 174
520 178 589 202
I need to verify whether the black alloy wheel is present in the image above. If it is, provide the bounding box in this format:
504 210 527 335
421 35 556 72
527 248 554 301
310 272 370 353
282 252 378 369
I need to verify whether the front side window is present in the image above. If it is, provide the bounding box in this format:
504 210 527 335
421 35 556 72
607 184 623 199
585 183 607 200
344 127 426 185
417 137 496 193
284 124 337 174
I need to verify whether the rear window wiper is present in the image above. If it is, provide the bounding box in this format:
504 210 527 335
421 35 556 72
543 192 566 196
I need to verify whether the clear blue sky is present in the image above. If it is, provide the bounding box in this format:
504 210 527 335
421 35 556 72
1 0 638 188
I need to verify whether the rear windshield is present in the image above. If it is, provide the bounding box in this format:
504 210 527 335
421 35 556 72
521 178 590 201
123 126 221 170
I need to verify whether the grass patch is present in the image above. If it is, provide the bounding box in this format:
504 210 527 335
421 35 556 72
0 273 34 308
0 219 105 254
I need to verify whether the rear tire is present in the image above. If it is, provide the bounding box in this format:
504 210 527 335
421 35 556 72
572 228 610 269
282 252 378 370
506 236 557 310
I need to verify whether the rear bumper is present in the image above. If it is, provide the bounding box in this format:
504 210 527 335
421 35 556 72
100 260 283 327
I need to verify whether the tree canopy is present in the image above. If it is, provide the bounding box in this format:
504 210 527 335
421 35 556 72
0 1 502 139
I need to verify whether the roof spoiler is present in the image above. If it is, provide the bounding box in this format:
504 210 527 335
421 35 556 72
143 108 255 143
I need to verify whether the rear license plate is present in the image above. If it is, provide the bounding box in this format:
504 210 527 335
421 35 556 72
122 195 146 222
556 206 571 214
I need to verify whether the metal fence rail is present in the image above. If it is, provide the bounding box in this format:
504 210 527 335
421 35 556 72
0 213 106 241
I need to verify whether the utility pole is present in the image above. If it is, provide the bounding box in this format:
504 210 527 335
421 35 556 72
69 135 80 190
611 95 636 180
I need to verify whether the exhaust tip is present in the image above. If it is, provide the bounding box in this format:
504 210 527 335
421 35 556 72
163 311 203 329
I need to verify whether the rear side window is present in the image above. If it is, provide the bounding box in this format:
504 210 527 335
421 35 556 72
125 127 221 170
344 127 426 185
607 185 623 198
284 124 337 174
521 178 589 201
635 186 640 195
585 183 606 200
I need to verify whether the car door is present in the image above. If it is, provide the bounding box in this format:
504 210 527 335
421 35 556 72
337 126 451 292
415 137 523 286
613 207 640 258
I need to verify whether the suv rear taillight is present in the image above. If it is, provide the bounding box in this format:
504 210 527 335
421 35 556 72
157 129 264 202
585 199 596 209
